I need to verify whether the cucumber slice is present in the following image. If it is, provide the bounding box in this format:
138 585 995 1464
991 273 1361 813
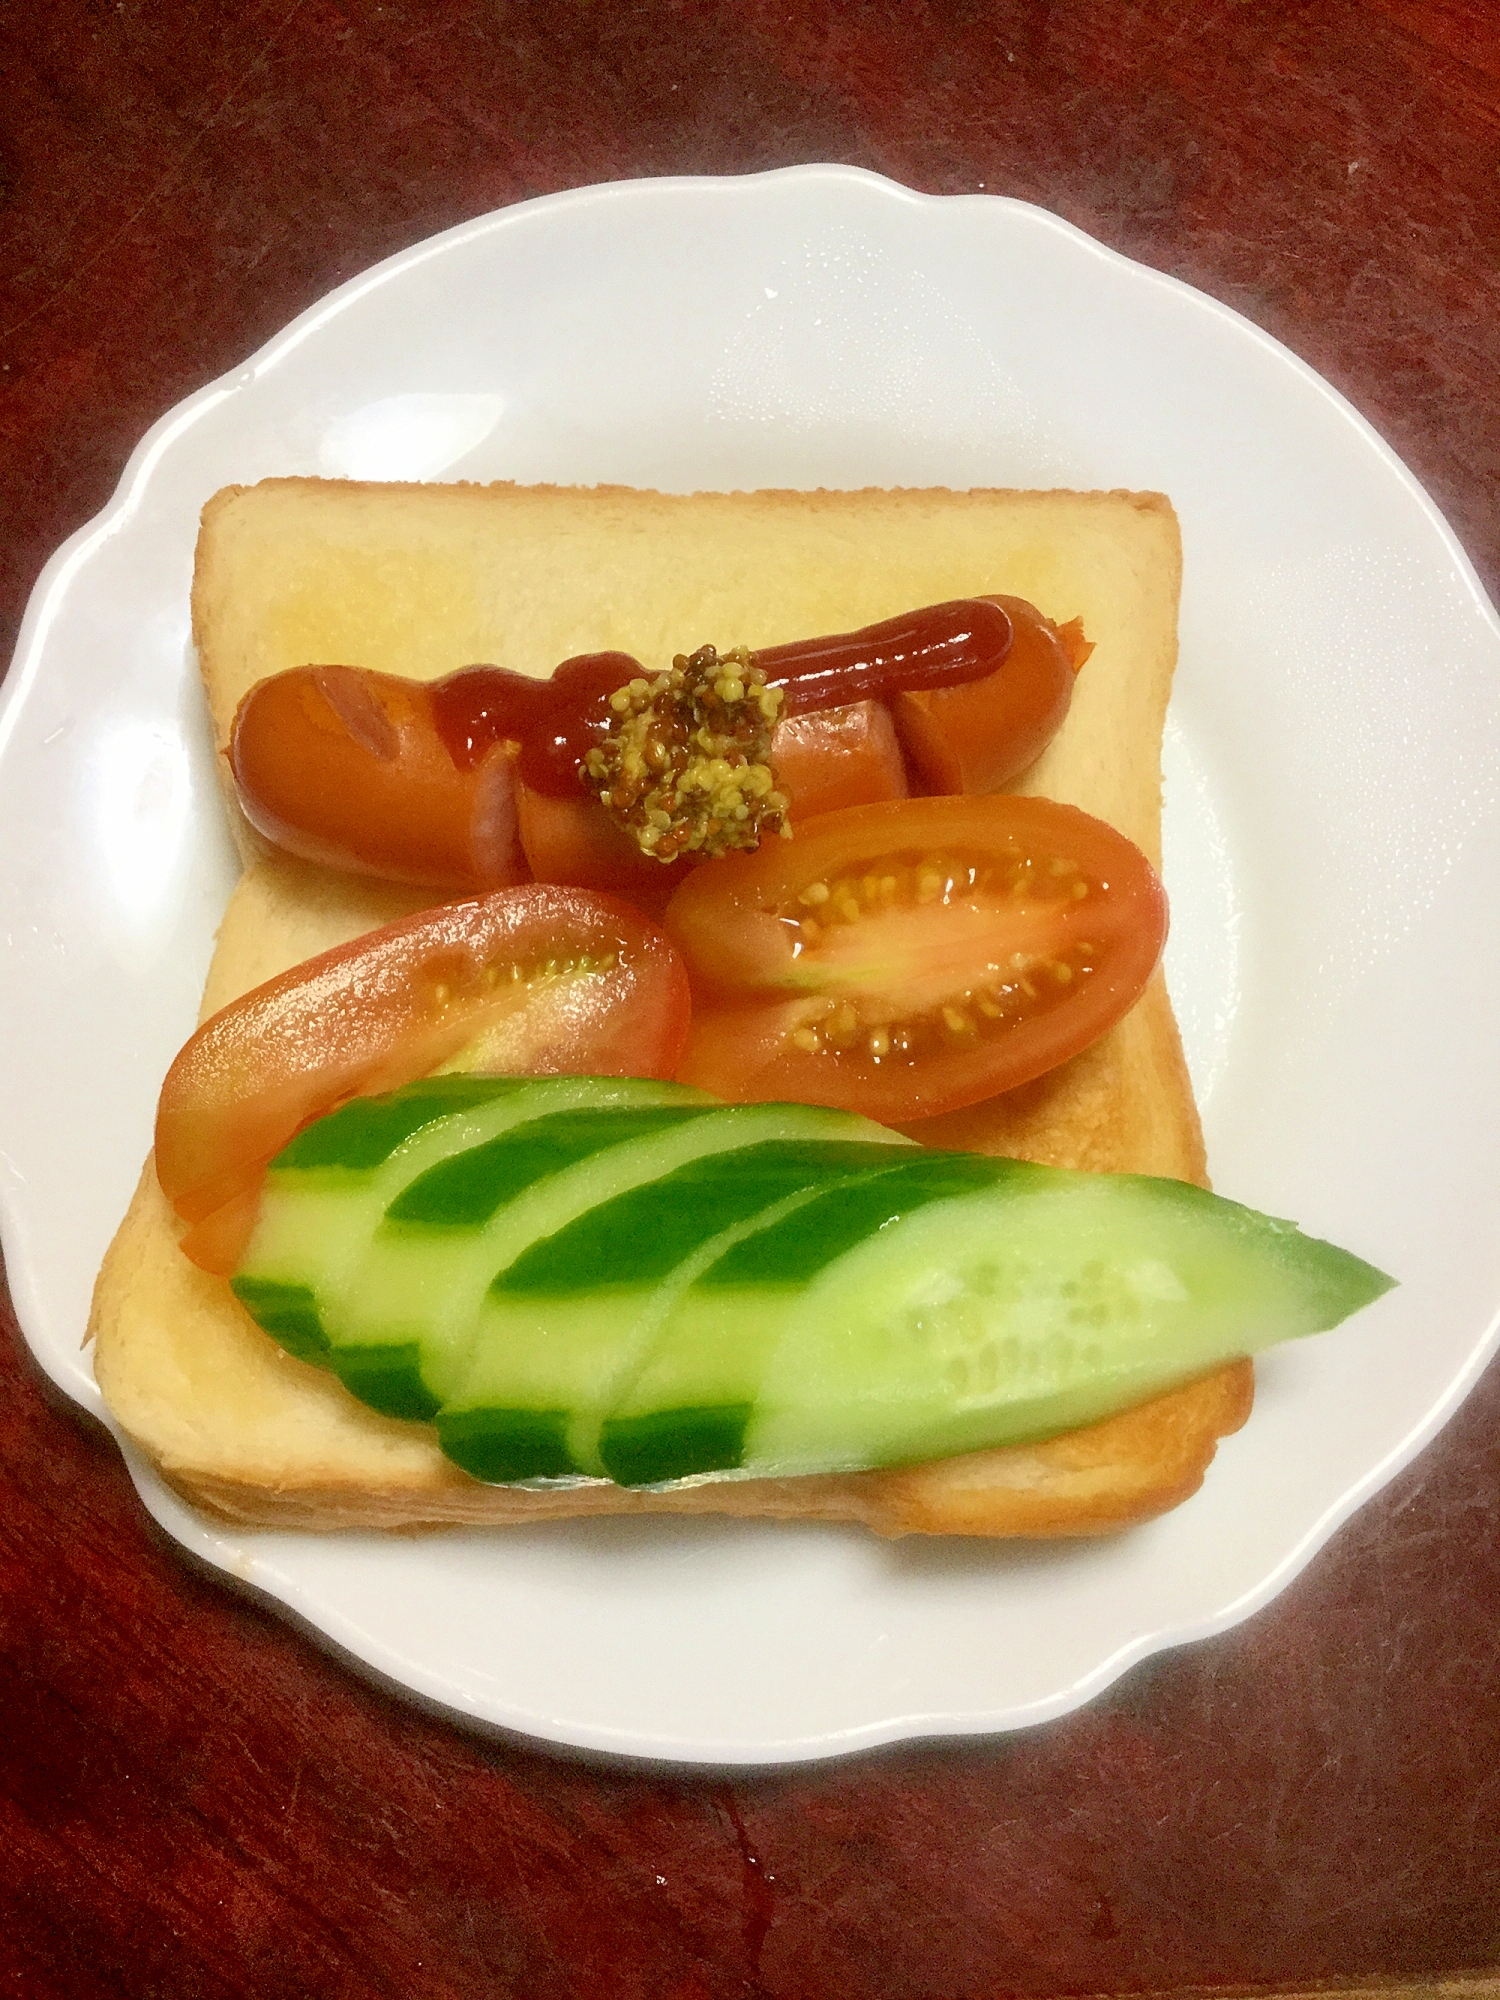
328 1101 903 1425
437 1121 913 1480
600 1150 1000 1484
231 1086 1395 1493
233 1075 703 1370
740 1165 1393 1475
324 1101 721 1416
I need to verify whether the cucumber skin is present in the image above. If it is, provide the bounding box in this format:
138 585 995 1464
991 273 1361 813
599 1405 755 1487
227 1276 329 1364
271 1075 532 1174
490 1138 923 1297
327 1342 439 1423
231 1086 1396 1492
438 1408 576 1483
386 1105 721 1228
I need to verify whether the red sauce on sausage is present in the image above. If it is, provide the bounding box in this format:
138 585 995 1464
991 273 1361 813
430 652 637 793
757 598 1013 715
428 600 1012 796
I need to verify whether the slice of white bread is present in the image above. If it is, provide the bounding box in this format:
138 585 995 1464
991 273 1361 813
90 480 1251 1535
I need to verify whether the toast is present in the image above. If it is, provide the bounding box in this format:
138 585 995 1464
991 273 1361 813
89 480 1251 1535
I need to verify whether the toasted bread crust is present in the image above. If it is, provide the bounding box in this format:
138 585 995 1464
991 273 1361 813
93 479 1244 1537
164 1373 1256 1536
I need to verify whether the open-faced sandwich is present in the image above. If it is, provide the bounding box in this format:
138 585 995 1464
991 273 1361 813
88 481 1391 1534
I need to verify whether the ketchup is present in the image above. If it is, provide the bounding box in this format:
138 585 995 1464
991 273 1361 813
758 599 1013 716
430 652 638 794
428 600 1013 797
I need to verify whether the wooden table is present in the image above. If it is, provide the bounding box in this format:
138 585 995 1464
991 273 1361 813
3 4 1498 1992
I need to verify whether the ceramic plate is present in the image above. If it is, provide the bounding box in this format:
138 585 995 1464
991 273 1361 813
3 168 1498 1765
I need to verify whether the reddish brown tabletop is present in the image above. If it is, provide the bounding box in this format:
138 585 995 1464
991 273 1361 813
4 4 1499 1994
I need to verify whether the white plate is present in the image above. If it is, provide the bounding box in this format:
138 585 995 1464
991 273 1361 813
3 167 1498 1765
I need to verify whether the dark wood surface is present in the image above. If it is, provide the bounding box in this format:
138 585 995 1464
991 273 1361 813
3 4 1499 1993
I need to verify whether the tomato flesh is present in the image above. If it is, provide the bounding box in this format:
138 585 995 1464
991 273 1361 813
664 797 1166 1121
157 886 690 1273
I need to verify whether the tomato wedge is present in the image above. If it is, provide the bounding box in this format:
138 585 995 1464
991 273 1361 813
157 886 690 1274
664 797 1166 1122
